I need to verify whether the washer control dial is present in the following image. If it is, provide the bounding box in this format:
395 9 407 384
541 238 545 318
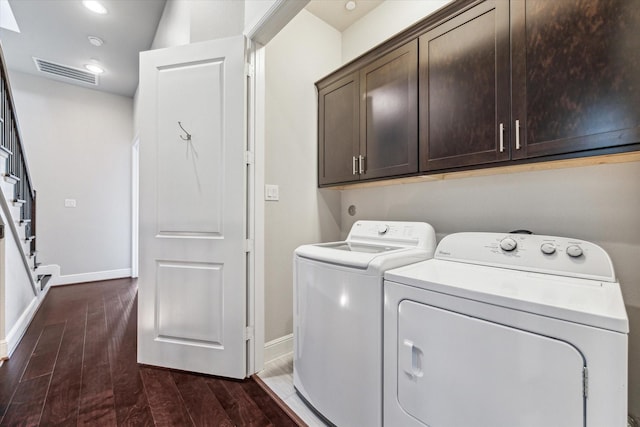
499 237 517 252
566 245 583 258
540 242 556 255
377 224 389 235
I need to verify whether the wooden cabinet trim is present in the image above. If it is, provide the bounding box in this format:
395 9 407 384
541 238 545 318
326 151 640 190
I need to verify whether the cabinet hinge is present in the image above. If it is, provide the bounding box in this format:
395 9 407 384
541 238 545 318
583 366 589 398
244 326 254 341
244 239 254 253
244 62 254 78
244 151 254 165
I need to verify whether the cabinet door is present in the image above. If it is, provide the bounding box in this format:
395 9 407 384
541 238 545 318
360 40 418 180
511 0 640 159
318 72 360 186
420 1 510 172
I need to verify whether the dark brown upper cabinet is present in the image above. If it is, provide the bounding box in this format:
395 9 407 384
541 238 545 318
317 0 640 186
359 40 418 180
317 40 418 186
420 0 510 172
318 72 360 186
511 0 640 160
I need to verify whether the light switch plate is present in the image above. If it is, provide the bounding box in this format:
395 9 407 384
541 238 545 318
64 198 76 208
265 184 279 201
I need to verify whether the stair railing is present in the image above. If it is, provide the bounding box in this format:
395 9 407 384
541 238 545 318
0 43 38 261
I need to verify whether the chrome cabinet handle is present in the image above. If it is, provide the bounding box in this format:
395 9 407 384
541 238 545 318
499 123 504 153
515 119 521 150
358 155 365 174
352 156 357 175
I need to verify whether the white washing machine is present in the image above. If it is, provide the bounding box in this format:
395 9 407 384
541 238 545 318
294 220 437 427
384 232 629 427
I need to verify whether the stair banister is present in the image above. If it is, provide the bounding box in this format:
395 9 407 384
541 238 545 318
0 41 38 293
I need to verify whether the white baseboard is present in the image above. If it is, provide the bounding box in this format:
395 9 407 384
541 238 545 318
264 333 293 364
4 286 49 358
54 268 132 286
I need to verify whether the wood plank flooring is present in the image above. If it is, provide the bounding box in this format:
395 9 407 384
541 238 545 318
0 278 302 426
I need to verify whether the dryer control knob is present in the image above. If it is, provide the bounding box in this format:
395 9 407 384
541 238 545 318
540 243 556 255
499 237 517 252
377 224 389 235
566 245 583 258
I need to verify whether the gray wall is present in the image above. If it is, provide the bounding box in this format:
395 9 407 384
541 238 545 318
341 162 640 417
9 71 133 278
263 9 342 342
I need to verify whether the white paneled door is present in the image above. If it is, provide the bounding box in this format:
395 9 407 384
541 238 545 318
138 36 248 379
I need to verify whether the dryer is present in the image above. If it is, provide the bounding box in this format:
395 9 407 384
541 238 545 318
294 220 436 427
384 232 628 427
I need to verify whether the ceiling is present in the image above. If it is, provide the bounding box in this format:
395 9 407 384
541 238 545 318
306 0 383 32
0 0 166 97
0 0 379 98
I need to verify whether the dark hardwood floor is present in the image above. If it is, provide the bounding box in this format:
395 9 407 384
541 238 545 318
0 279 302 426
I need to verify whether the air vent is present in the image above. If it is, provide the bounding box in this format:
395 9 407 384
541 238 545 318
33 58 98 85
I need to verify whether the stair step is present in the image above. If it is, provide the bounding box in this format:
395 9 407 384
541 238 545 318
38 274 52 291
3 173 20 184
19 219 31 224
13 199 26 207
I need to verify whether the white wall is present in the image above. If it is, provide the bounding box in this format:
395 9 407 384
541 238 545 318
150 0 248 50
150 0 190 50
264 9 342 342
190 0 244 42
9 71 133 280
4 221 34 337
0 201 35 358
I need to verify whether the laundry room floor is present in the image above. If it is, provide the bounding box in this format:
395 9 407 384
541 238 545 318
0 279 302 426
258 354 328 427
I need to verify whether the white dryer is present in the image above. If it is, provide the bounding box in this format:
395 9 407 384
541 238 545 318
294 220 437 427
384 232 628 427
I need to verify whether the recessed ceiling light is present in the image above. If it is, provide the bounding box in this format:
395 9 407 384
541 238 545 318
84 63 104 74
345 1 357 11
88 36 104 46
82 0 107 15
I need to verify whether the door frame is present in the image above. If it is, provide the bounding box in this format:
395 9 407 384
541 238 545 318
246 0 309 374
245 40 264 374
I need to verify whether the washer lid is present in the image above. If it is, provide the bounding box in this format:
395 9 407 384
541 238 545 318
294 220 437 270
321 241 403 254
385 259 629 333
295 242 411 269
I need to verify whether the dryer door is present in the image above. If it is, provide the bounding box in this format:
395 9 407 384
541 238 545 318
397 300 585 427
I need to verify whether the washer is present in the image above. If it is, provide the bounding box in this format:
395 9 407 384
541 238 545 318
384 232 629 427
294 220 436 427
